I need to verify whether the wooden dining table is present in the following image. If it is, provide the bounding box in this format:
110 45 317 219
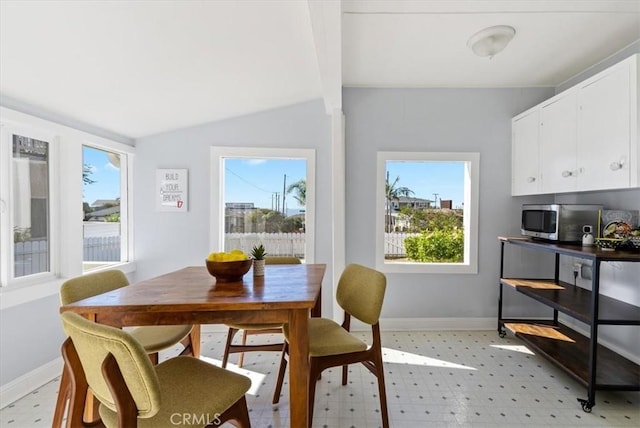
59 263 326 428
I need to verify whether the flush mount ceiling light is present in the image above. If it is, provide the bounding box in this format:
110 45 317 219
467 25 516 58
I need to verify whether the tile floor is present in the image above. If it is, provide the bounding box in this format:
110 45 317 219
1 330 638 427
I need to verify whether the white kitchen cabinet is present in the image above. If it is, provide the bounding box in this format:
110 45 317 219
511 109 541 195
577 60 635 190
511 53 639 195
540 91 578 193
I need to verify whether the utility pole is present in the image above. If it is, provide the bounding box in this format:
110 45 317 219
432 193 439 208
282 174 287 217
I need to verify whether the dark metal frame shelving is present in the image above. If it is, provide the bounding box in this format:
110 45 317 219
497 237 640 412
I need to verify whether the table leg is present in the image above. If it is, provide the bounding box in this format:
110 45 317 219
288 309 310 428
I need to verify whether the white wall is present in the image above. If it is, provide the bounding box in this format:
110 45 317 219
132 100 335 310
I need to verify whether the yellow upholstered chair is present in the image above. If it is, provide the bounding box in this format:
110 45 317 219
221 256 301 368
53 270 196 428
272 263 389 428
60 312 251 428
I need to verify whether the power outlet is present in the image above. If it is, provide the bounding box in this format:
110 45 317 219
573 263 582 280
581 264 592 280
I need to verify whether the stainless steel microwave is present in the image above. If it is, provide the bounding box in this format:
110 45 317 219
521 204 602 242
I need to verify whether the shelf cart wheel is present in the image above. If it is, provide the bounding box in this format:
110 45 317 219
577 398 593 413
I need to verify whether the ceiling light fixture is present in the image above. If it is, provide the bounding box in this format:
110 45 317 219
467 25 516 59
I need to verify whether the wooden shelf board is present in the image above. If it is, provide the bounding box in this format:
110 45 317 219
501 278 640 324
506 323 640 389
501 278 565 290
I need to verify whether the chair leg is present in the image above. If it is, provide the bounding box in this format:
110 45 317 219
178 326 195 357
214 395 251 428
222 328 239 368
373 350 389 428
308 359 321 427
238 330 249 368
272 343 288 404
341 364 348 385
51 363 70 428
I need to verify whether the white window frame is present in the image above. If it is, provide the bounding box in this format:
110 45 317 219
0 107 135 309
376 151 479 274
0 122 59 286
81 143 133 270
210 147 316 263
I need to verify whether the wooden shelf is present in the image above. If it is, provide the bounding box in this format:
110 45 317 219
505 323 640 390
498 237 640 410
501 278 640 325
499 237 640 262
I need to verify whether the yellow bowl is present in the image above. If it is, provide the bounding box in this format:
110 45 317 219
205 259 252 282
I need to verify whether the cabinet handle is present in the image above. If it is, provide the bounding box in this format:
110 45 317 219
561 170 574 178
610 159 625 171
526 177 536 183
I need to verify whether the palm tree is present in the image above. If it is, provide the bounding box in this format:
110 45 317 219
286 179 306 206
385 172 413 232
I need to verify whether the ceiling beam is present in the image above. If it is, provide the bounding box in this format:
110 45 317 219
307 0 342 114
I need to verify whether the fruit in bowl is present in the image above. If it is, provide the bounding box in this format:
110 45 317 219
205 250 252 282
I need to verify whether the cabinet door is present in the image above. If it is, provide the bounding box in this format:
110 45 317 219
540 92 578 193
577 64 631 190
512 109 540 195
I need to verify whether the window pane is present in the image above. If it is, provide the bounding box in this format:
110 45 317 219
377 151 479 274
223 158 307 260
12 135 50 277
82 146 123 271
385 160 465 264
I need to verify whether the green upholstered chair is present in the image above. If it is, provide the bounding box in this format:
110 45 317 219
53 270 196 428
272 263 389 428
60 312 251 428
221 256 301 368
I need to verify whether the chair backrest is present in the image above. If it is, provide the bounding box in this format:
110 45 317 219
265 256 302 265
60 270 129 305
336 264 386 325
61 312 161 418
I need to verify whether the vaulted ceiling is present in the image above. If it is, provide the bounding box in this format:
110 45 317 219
1 1 639 139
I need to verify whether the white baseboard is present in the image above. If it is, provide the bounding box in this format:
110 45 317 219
377 317 496 331
0 357 63 408
200 324 231 334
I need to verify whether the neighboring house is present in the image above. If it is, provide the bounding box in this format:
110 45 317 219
389 196 433 212
91 199 118 209
225 202 256 233
85 206 119 222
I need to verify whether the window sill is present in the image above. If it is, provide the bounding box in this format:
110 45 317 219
378 261 478 274
0 261 136 310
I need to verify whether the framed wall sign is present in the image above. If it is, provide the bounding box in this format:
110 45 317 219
156 169 188 212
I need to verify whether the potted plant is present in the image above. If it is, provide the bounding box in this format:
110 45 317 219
251 244 267 276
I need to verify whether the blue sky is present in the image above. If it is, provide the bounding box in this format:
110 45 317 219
83 146 121 205
224 158 307 211
82 150 464 210
387 161 464 208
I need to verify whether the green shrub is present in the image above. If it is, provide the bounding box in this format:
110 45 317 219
404 229 464 263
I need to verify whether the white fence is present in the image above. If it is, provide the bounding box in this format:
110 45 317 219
225 233 306 257
384 232 420 258
224 232 418 258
